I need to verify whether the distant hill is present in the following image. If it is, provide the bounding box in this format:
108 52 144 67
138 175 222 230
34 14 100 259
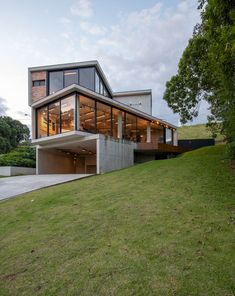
178 124 224 143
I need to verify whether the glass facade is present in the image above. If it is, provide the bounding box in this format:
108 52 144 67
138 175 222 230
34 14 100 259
165 128 173 145
36 93 175 146
80 67 95 91
96 102 111 136
64 70 78 88
48 67 110 97
49 71 63 94
61 96 75 133
151 122 164 144
125 113 137 142
136 118 148 143
36 95 75 138
79 95 96 133
49 101 60 136
37 106 48 138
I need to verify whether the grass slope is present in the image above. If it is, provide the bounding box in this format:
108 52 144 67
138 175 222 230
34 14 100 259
178 124 224 142
0 145 234 296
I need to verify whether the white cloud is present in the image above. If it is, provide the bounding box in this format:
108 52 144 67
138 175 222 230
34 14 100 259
80 21 106 35
70 0 93 19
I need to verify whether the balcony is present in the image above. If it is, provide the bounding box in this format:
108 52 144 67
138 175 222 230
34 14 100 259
136 142 191 154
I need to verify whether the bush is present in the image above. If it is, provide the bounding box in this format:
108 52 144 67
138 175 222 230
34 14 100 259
0 146 36 168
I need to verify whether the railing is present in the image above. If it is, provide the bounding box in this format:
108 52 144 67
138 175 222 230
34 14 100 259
136 142 191 153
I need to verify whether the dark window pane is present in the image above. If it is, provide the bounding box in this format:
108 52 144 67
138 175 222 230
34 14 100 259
96 102 111 136
95 71 100 93
80 67 95 91
49 71 63 94
33 81 39 86
49 101 60 136
61 95 75 133
79 95 96 133
39 80 45 86
37 106 48 138
64 69 78 87
125 113 137 142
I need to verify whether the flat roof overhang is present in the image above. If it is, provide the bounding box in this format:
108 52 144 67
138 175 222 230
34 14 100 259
31 84 177 129
32 130 98 147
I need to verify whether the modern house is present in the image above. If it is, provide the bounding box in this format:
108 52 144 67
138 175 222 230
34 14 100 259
29 61 179 175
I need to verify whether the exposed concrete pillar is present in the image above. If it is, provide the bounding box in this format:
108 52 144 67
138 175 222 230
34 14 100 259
118 111 122 139
147 122 151 143
96 138 100 174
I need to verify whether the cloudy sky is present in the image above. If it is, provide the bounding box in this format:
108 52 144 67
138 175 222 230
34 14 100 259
0 0 209 126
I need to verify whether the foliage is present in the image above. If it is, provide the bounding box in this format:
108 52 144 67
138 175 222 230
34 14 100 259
0 116 30 154
0 145 235 295
0 146 36 168
178 123 224 142
163 0 235 158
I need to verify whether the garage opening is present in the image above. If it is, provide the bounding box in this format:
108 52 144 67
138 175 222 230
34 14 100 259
37 139 97 174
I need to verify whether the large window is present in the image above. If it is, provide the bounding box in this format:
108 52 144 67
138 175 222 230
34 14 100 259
96 102 111 136
79 95 96 133
49 101 60 136
112 108 121 139
80 67 95 91
151 122 164 144
64 70 78 88
61 96 75 133
37 106 48 138
36 95 75 138
136 118 148 143
165 128 173 145
125 113 137 142
49 71 63 94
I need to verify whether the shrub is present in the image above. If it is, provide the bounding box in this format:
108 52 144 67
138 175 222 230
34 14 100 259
0 146 36 168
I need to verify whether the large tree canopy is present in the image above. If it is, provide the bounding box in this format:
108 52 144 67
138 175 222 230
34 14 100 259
163 0 235 158
0 116 30 154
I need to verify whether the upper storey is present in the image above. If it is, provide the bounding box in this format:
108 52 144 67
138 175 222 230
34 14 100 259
28 61 112 105
28 61 152 115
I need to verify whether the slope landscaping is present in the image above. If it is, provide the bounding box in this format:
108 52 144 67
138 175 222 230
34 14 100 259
0 145 234 295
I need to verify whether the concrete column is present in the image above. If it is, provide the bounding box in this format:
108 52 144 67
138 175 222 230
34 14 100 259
118 111 122 139
147 122 151 143
96 138 100 174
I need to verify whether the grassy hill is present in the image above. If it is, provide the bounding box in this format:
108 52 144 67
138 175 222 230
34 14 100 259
178 124 224 142
0 145 234 296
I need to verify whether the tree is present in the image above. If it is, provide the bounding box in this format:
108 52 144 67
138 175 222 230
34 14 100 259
0 116 30 154
163 0 235 158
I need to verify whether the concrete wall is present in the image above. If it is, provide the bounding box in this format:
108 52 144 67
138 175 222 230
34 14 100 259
97 135 136 173
0 166 36 176
37 149 75 174
113 94 152 115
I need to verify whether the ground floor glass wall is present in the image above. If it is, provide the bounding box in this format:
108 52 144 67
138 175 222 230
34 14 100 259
36 93 175 146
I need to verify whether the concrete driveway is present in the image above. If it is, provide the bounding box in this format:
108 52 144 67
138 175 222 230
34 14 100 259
0 174 92 201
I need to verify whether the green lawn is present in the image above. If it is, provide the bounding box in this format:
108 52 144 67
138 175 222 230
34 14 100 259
0 145 234 296
178 124 224 143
